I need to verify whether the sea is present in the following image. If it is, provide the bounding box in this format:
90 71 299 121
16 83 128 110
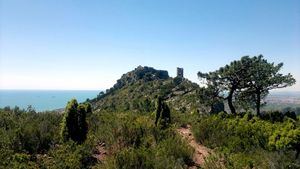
0 90 100 112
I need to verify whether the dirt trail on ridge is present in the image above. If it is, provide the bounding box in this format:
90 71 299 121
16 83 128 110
93 142 107 162
177 125 212 168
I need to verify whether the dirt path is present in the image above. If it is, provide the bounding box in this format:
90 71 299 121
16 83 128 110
93 142 107 162
93 126 216 167
177 125 212 168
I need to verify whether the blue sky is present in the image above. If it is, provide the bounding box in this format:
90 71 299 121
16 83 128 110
0 0 299 90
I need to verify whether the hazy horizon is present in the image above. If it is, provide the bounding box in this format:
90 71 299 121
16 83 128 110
1 0 299 91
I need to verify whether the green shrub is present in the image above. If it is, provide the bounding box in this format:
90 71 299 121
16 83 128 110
61 99 89 144
99 136 192 169
192 113 300 168
89 111 193 169
0 108 62 168
40 141 95 169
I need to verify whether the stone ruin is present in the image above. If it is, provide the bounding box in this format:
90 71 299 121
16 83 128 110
177 67 184 78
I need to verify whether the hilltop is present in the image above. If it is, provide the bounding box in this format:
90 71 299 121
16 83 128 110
91 66 203 113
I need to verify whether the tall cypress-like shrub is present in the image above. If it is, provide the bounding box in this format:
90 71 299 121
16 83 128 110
77 104 88 143
155 96 171 127
60 99 89 143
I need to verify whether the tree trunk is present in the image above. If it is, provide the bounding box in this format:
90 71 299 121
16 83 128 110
256 91 261 117
228 89 236 115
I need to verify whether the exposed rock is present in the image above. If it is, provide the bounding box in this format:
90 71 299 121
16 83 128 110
112 66 169 90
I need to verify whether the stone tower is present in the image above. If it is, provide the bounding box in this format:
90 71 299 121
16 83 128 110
177 67 184 78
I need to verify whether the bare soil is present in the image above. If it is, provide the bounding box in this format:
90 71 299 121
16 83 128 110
177 125 212 168
93 142 108 162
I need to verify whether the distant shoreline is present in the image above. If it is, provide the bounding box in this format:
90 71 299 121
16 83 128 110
0 90 100 112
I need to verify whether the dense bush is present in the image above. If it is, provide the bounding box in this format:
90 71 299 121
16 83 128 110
2 99 299 168
0 107 62 168
39 141 95 169
88 111 193 169
192 113 300 168
108 136 192 169
260 110 297 122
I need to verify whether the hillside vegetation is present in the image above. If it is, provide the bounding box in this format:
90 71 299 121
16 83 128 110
1 56 300 169
92 66 203 114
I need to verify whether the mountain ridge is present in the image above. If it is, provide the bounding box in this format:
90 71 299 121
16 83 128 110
90 66 204 113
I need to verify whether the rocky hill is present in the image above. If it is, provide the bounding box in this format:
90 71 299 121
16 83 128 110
91 66 204 113
112 65 169 90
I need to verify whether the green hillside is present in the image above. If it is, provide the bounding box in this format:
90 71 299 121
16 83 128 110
91 66 203 114
1 61 300 169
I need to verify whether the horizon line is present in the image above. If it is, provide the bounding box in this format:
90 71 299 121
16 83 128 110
0 88 104 91
0 88 300 93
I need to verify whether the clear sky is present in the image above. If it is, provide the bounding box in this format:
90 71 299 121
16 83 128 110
0 0 299 91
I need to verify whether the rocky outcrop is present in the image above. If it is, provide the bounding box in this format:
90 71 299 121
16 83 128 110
112 66 169 91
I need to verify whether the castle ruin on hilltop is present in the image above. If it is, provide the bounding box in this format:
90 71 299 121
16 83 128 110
177 67 184 78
